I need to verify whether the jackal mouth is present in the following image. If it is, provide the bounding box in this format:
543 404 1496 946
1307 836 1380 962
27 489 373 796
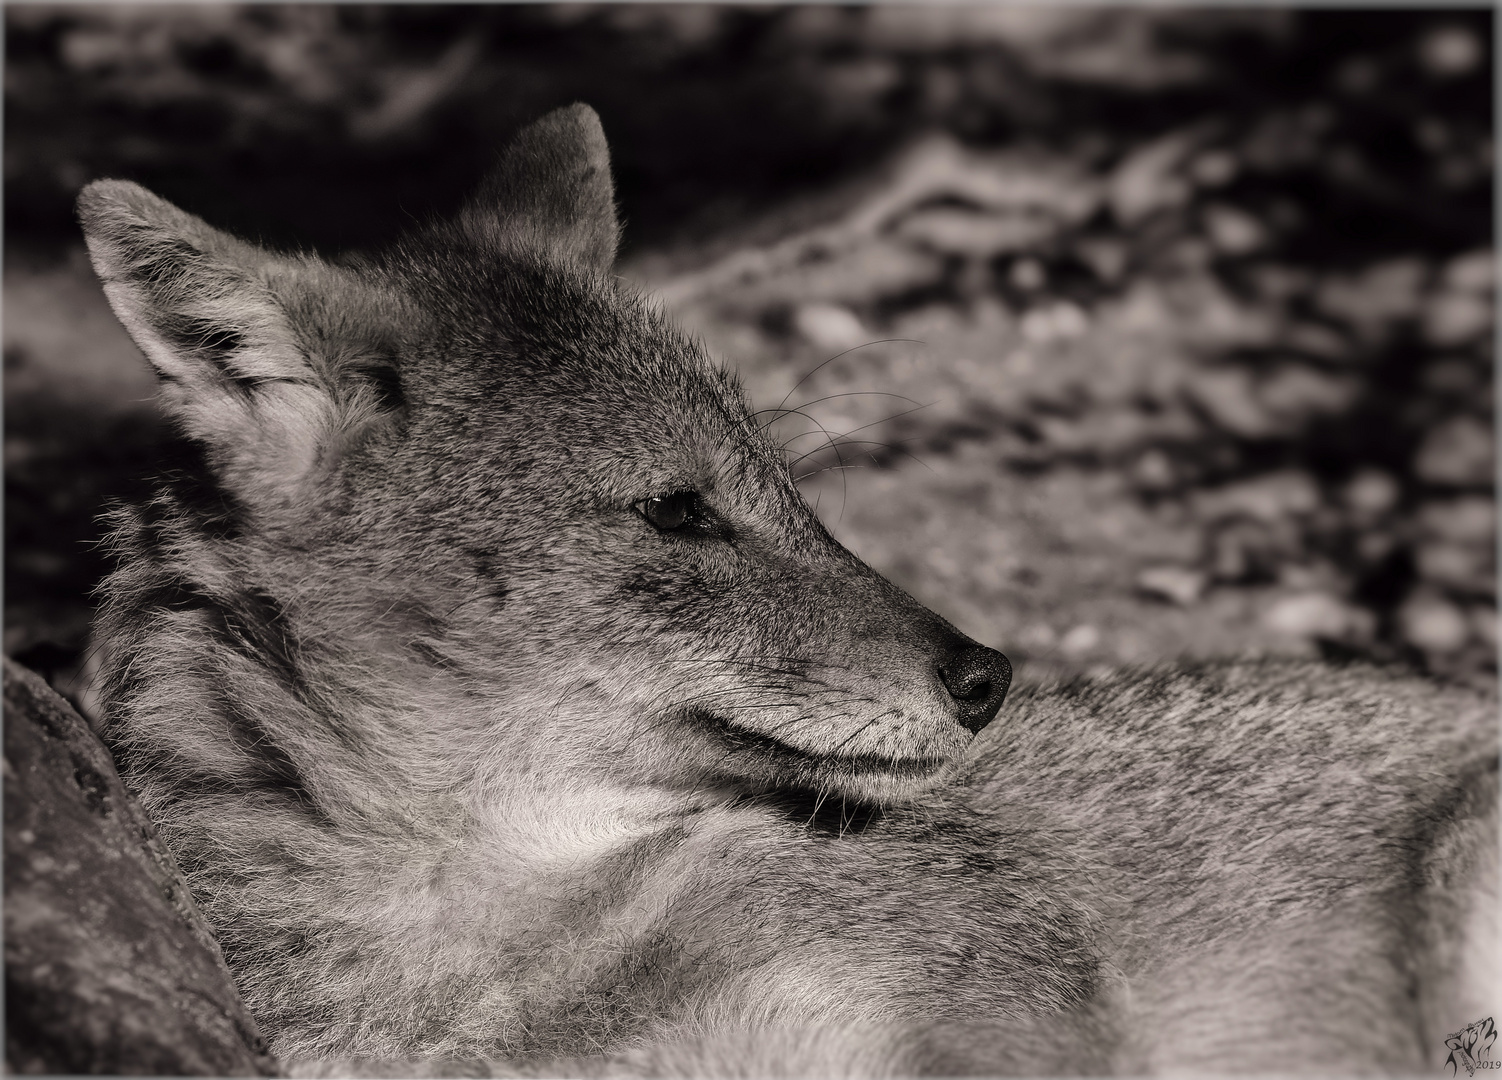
677 707 951 780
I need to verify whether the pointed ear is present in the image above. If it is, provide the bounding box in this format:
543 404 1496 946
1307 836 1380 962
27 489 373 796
77 180 403 513
459 103 620 272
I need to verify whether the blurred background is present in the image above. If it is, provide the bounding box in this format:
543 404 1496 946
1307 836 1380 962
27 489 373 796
5 5 1495 700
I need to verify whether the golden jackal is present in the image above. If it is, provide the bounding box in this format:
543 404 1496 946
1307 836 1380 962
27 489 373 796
81 105 1497 1076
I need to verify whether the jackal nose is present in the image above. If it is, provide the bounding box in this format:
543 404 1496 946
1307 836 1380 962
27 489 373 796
938 645 1012 733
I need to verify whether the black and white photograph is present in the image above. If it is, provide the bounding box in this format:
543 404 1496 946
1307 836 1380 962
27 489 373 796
4 5 1497 1076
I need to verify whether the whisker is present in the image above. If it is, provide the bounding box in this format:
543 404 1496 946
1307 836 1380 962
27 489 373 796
765 407 843 456
754 390 923 435
794 439 933 479
773 339 927 419
836 401 936 441
793 464 872 484
808 785 831 827
829 714 884 756
709 411 768 460
785 437 896 471
661 655 854 677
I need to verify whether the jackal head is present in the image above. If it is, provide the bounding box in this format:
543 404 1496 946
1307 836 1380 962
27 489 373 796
80 105 1009 813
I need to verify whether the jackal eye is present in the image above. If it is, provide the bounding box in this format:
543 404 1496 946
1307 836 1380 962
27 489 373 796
635 491 702 532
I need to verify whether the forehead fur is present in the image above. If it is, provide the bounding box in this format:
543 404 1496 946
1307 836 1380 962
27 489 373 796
375 235 756 455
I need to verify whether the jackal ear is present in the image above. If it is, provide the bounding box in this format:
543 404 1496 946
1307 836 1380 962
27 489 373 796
77 179 403 511
459 103 620 272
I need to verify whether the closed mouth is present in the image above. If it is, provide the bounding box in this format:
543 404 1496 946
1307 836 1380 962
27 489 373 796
679 707 950 779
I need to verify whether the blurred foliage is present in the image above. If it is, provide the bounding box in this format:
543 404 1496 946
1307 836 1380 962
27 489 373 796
3 5 1495 687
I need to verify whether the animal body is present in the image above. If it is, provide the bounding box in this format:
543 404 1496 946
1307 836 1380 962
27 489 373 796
81 105 1497 1076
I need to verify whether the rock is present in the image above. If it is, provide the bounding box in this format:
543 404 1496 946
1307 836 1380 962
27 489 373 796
1131 448 1177 492
1189 149 1239 188
1020 302 1088 343
1202 203 1267 256
1443 249 1495 294
781 238 943 307
1280 320 1349 362
1074 238 1127 284
1414 415 1495 487
1415 540 1495 595
1256 364 1358 424
1419 24 1484 78
1114 281 1173 334
1342 469 1401 517
1065 407 1153 459
1108 127 1197 226
792 302 867 352
1251 265 1314 305
1419 496 1497 545
1275 562 1341 593
895 207 1057 258
1356 530 1398 564
1018 623 1058 653
1398 591 1473 654
1423 359 1489 397
888 303 969 344
1008 257 1047 291
1261 592 1373 642
1315 259 1425 339
4 659 276 1077
1197 470 1322 524
1208 518 1284 583
1058 624 1101 657
1184 367 1272 438
1136 566 1207 606
1423 289 1492 347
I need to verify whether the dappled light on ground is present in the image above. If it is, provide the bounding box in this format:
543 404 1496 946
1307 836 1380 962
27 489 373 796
5 6 1494 693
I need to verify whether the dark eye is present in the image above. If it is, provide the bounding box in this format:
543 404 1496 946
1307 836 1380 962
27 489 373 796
635 491 701 532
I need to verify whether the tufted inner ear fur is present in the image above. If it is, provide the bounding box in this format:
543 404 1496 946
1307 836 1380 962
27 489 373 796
77 179 405 515
457 103 620 273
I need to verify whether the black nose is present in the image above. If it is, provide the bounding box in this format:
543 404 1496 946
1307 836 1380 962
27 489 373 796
938 645 1012 733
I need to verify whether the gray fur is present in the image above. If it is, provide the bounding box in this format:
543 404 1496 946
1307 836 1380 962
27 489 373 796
83 105 1498 1075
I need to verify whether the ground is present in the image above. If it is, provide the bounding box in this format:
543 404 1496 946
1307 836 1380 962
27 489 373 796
4 6 1494 697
